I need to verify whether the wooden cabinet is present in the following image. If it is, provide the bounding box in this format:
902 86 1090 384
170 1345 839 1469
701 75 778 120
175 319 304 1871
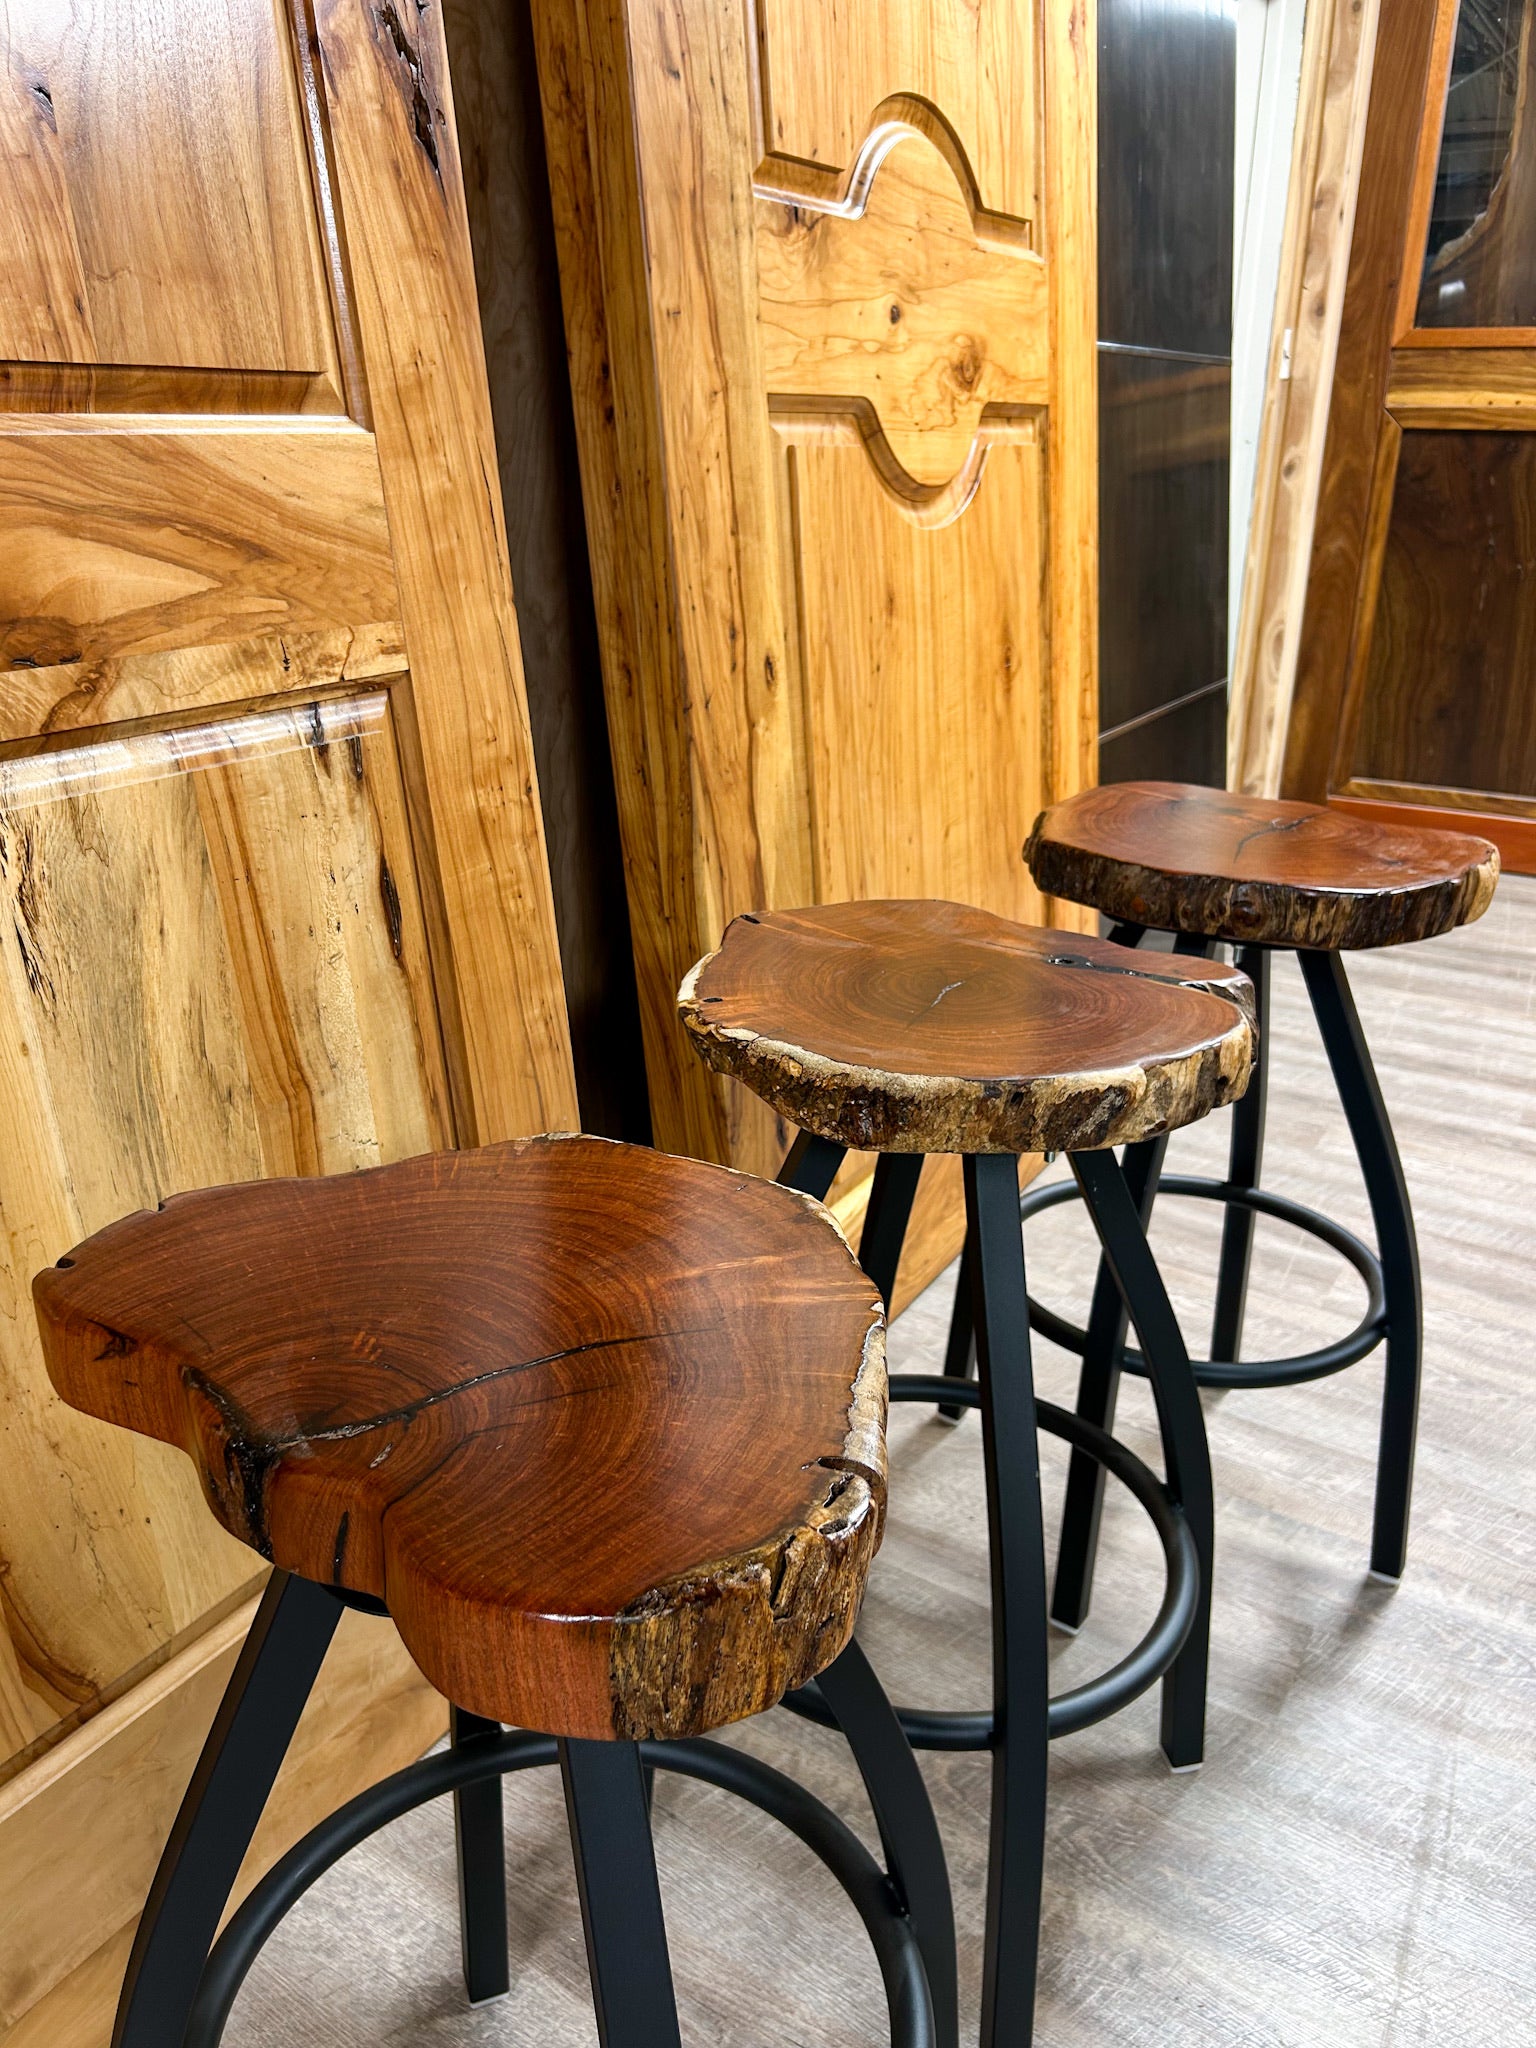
529 0 1099 1195
1288 0 1536 866
0 2 576 2036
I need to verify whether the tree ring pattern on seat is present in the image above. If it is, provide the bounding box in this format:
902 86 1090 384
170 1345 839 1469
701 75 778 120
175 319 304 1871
679 900 1255 1155
33 1137 887 1742
1025 781 1500 950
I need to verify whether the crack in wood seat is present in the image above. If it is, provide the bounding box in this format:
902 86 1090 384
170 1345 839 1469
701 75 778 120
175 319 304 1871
679 900 1255 1155
1025 781 1501 951
32 1136 886 1743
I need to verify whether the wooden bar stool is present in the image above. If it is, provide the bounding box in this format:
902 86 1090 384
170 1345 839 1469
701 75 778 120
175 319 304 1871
679 900 1257 2048
1024 780 1500 1604
33 1136 956 2048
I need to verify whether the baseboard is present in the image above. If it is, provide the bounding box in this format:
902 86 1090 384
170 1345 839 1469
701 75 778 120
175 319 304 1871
0 1587 445 2046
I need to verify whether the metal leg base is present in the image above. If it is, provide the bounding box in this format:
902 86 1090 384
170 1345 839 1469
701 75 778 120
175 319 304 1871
180 1729 940 2048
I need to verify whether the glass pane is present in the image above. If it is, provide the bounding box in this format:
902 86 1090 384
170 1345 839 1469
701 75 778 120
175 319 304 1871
1415 0 1536 328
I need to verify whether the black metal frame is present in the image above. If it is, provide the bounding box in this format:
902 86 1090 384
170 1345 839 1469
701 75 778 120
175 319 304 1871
113 1574 951 2048
1022 932 1423 1589
778 1134 1212 2048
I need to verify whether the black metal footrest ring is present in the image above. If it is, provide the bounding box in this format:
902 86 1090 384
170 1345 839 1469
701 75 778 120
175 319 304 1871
1017 1173 1387 1388
184 1730 935 2048
784 1379 1199 1751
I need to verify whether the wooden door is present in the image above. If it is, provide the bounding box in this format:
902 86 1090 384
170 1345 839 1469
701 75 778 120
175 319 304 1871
530 0 1098 1197
1287 0 1536 868
0 2 576 2035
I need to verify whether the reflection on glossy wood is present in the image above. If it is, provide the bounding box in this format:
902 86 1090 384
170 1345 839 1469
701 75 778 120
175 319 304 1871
752 0 1040 228
0 697 449 1774
0 623 405 746
0 0 345 397
37 1138 886 1740
757 130 1047 490
0 423 398 670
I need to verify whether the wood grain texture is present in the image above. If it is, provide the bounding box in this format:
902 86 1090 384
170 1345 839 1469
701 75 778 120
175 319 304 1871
751 0 1041 230
792 432 1049 918
1283 0 1440 800
530 0 1098 1173
1332 788 1536 877
0 0 344 395
311 0 578 1145
757 128 1048 490
0 695 449 1775
1027 779 1501 948
0 1592 442 2037
0 421 398 670
1227 0 1382 795
1353 430 1536 799
35 1137 886 1742
0 622 405 746
681 900 1253 1154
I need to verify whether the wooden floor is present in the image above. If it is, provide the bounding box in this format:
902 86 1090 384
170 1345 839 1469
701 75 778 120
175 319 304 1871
227 880 1536 2046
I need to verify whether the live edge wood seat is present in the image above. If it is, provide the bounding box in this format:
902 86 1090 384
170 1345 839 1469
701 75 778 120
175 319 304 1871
679 898 1256 1155
32 1135 887 1744
1025 780 1500 951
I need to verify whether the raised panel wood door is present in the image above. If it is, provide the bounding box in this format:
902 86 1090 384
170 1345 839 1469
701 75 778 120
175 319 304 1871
0 0 574 1823
1290 0 1536 866
532 0 1097 1177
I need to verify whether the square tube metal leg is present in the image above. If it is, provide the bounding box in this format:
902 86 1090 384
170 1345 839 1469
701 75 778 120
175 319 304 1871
860 1153 925 1311
939 1225 978 1420
817 1637 958 2048
1210 945 1271 1366
559 1738 683 2048
776 1129 847 1202
966 1152 1050 2048
1299 947 1423 1580
1050 1136 1168 1632
450 1705 509 2004
114 1572 341 2048
1071 1148 1214 1771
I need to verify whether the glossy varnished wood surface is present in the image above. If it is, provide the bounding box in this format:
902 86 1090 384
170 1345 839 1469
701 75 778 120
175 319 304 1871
681 900 1253 1153
1028 780 1501 948
35 1138 886 1742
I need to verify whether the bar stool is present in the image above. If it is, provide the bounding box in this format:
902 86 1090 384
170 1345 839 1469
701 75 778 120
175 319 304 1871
33 1135 956 2048
679 898 1257 2047
1023 780 1500 1603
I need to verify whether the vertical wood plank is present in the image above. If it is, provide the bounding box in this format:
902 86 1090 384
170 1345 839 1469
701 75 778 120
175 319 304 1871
310 0 578 1144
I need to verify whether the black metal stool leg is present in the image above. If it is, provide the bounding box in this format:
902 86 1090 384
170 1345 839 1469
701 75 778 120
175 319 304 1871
777 1129 847 1202
860 1153 925 1310
966 1151 1050 2048
450 1705 509 2004
1050 1136 1168 1633
939 1225 977 1421
817 1637 958 2048
1298 947 1423 1581
1071 1149 1214 1772
559 1738 683 2048
1211 945 1271 1365
114 1571 341 2048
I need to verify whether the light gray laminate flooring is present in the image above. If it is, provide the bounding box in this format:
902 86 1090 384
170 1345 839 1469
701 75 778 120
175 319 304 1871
228 878 1536 2046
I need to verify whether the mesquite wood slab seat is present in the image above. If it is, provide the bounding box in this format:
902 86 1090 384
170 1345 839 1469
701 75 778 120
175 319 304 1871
33 1135 886 1743
1025 781 1499 951
680 899 1256 1155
